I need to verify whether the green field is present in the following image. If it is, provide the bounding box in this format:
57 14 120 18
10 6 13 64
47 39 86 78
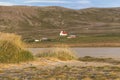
26 35 120 47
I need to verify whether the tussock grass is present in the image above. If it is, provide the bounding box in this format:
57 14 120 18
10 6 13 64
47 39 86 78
36 44 77 61
0 32 34 63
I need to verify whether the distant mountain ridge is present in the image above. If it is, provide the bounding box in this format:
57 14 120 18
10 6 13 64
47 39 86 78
0 6 120 39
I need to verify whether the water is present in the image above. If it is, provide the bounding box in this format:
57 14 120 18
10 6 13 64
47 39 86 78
28 48 120 58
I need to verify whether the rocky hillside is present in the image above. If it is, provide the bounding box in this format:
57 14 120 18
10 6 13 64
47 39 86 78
0 6 120 39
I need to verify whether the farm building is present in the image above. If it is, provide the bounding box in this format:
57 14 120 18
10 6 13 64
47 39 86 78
60 31 68 36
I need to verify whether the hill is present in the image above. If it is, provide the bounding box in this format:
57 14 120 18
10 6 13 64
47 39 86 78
0 6 120 40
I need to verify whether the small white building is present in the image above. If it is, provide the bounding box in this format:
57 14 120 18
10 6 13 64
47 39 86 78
60 31 68 36
40 37 48 41
67 35 76 39
35 39 39 42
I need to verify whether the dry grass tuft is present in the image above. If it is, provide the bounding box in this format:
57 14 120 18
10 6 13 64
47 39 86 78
0 32 24 48
0 32 34 63
36 44 77 61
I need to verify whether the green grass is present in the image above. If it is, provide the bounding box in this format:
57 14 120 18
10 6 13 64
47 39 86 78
0 32 34 63
54 36 120 43
28 34 120 43
27 36 120 47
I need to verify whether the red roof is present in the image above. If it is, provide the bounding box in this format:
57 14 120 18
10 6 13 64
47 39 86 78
62 31 67 34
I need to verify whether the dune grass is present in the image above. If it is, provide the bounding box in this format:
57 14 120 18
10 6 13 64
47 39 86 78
0 32 34 63
36 44 77 61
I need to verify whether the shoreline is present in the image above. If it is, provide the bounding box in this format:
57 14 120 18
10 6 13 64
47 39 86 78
27 47 120 60
26 42 120 48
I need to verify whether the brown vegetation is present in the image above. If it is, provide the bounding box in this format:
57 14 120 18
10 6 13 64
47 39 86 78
36 44 77 60
0 32 34 63
0 6 120 39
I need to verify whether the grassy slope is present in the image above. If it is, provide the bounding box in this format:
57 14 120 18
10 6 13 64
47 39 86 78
1 6 120 47
0 6 120 39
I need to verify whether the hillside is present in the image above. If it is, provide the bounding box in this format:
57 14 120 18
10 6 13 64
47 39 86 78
0 6 120 40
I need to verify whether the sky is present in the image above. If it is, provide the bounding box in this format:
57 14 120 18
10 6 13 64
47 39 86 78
0 0 120 9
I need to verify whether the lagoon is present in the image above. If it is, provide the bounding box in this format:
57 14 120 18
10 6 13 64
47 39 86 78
28 48 120 59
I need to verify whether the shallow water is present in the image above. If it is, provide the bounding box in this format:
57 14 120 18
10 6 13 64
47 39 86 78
28 48 120 59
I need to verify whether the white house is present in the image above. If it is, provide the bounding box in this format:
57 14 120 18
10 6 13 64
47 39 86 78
60 31 68 36
35 39 39 42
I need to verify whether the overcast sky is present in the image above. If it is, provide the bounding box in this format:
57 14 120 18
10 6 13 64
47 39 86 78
0 0 120 9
